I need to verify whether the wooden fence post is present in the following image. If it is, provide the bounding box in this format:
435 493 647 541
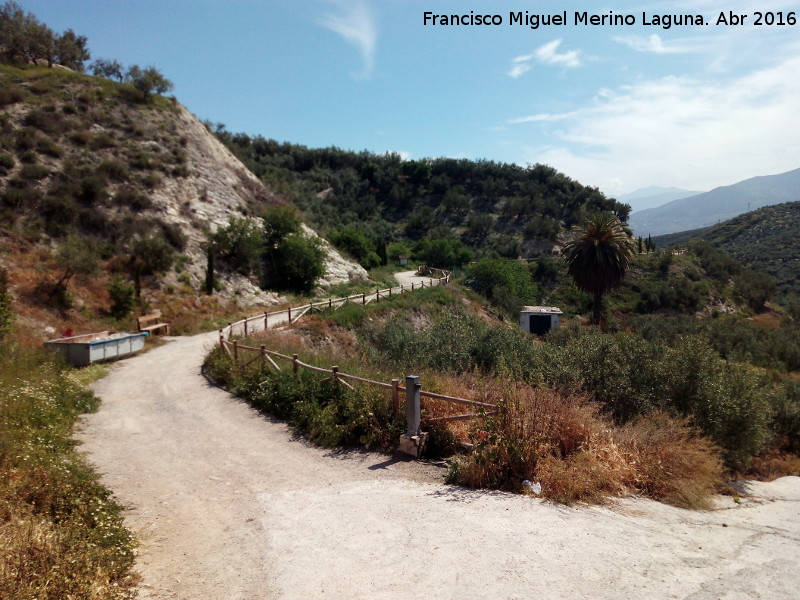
332 365 339 384
392 378 400 414
288 306 292 323
227 323 232 340
329 298 332 308
411 282 415 291
362 293 366 305
405 375 421 436
264 312 268 329
292 353 298 375
244 318 248 337
233 340 239 362
219 330 224 351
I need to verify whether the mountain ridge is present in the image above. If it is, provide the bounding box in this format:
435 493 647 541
629 168 800 236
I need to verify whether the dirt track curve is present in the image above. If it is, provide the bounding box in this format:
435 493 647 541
79 273 800 599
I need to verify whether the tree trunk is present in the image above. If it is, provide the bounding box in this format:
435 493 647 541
592 289 603 325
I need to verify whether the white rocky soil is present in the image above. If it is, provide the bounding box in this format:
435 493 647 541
147 105 367 301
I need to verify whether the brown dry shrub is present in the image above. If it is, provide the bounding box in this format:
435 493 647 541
536 447 631 504
617 412 724 509
449 384 634 497
449 383 724 508
746 449 800 480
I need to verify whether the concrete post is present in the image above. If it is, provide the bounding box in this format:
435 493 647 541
405 375 420 436
399 375 427 457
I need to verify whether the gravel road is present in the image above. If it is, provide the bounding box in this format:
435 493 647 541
78 273 800 599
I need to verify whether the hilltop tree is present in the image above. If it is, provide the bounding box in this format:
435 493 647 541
0 2 89 69
55 29 90 70
91 57 124 81
562 214 635 324
126 64 173 101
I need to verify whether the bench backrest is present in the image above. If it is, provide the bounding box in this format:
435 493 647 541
137 314 162 326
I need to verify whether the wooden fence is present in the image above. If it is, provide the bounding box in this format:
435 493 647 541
218 335 496 449
222 270 451 340
214 268 501 455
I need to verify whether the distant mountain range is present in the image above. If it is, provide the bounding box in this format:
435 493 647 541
629 168 800 236
617 186 702 212
654 201 800 301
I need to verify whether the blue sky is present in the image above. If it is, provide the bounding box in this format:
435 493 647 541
24 0 800 200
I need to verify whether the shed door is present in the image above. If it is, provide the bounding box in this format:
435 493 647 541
529 314 551 335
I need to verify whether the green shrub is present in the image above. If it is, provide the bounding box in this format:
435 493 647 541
1 180 41 209
265 233 325 293
35 135 64 158
330 227 382 269
0 152 14 174
78 175 108 205
108 278 135 320
412 237 472 270
203 352 401 450
98 160 129 181
68 129 92 146
213 216 264 276
23 108 66 135
0 85 25 105
113 185 151 211
19 163 50 180
89 132 115 149
15 127 38 152
465 257 539 315
734 270 777 311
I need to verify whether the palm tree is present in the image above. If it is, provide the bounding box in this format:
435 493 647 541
562 214 635 325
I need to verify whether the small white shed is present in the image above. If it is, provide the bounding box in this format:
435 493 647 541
520 306 563 335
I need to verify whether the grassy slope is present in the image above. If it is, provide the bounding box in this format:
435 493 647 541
0 339 138 599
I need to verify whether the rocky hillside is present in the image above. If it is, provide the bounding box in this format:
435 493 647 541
0 64 366 335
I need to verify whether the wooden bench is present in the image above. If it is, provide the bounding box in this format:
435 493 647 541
136 313 170 335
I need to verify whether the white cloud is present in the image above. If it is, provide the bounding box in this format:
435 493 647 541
319 0 377 79
613 34 688 54
509 54 800 193
534 39 582 68
507 63 532 79
508 111 580 124
507 39 582 78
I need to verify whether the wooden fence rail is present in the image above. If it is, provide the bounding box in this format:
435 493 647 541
218 323 496 457
223 269 451 340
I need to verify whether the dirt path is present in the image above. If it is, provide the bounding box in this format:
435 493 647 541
78 292 800 599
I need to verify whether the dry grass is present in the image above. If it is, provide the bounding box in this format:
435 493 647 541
618 413 724 509
448 383 724 509
746 450 800 480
